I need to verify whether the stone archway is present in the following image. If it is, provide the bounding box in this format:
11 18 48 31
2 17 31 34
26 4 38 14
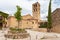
0 23 3 29
0 16 3 29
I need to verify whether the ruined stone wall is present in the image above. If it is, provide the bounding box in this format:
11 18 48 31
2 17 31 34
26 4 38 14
52 8 60 33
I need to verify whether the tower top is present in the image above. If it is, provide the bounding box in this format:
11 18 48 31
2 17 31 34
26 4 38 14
32 2 40 6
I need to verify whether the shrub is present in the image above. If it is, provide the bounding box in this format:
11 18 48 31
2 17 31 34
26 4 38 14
39 22 47 28
10 27 25 32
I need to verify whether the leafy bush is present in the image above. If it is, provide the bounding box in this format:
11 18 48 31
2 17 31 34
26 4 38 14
39 22 47 28
10 27 16 31
10 27 25 32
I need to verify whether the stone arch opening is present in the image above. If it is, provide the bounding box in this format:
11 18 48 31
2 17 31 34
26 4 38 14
0 16 3 29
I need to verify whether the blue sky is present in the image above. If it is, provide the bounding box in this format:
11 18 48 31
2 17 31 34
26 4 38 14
0 0 60 20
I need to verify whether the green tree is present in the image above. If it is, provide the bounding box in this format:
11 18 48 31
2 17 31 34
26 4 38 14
14 5 22 28
47 0 52 32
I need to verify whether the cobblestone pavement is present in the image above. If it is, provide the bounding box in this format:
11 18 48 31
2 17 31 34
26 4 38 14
0 29 60 40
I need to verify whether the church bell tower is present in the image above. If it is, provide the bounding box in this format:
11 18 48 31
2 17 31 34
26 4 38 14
32 2 40 21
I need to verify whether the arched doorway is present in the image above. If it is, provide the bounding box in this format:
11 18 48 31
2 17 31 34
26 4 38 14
0 16 3 29
0 23 3 29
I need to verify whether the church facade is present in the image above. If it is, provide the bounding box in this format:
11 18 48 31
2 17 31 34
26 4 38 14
7 2 41 29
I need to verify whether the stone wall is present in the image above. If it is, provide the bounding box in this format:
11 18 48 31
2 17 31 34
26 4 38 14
51 8 60 33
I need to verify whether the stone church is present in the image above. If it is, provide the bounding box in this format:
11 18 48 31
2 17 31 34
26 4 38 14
0 2 60 33
7 2 41 29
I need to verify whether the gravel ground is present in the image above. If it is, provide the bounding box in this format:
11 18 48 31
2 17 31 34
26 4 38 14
0 29 60 40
